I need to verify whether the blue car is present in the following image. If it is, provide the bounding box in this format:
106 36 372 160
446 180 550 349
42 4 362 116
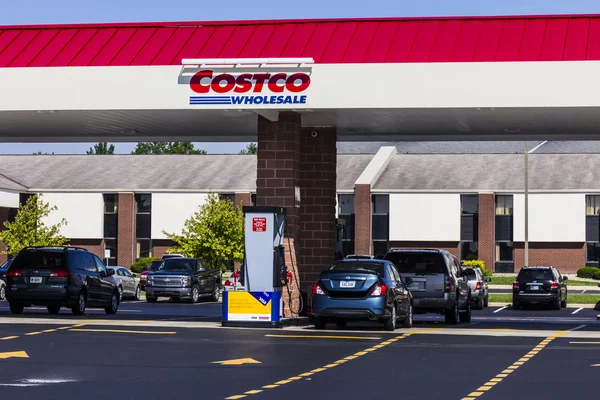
311 259 413 331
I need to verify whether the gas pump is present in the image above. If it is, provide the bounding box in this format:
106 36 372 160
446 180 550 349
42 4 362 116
222 206 287 327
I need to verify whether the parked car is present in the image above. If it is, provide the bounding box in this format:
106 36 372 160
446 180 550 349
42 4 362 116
107 266 141 301
0 259 10 301
311 259 413 331
512 266 568 310
140 260 162 291
462 266 490 309
145 258 222 303
5 246 119 315
383 249 471 324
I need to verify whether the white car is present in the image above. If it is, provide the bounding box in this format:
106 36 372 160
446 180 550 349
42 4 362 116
107 266 141 301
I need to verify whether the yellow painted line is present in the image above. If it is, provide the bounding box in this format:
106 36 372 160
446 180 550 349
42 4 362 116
264 334 381 340
225 396 246 400
274 380 291 385
0 336 18 340
262 385 279 389
490 378 503 382
42 329 57 333
324 364 338 368
355 351 368 356
310 368 327 373
513 362 525 366
25 332 42 336
462 398 476 400
468 392 484 397
569 342 600 345
288 377 302 381
413 328 442 334
477 386 492 391
364 348 376 352
484 382 498 387
298 373 313 377
69 329 176 335
344 355 358 360
496 374 508 378
244 390 262 395
381 341 393 345
373 344 385 349
334 359 348 364
501 369 514 374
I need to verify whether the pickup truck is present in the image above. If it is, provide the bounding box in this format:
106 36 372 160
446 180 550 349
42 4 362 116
145 258 222 303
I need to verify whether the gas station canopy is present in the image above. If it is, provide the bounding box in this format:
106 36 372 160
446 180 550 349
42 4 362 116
2 15 600 142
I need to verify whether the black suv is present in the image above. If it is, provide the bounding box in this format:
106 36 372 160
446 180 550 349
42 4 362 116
5 247 120 315
383 249 472 324
512 266 568 310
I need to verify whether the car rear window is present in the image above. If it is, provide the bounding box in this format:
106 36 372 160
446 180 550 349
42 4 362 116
518 269 554 281
158 259 196 272
329 262 385 277
11 251 66 269
463 268 478 281
145 261 162 271
384 252 446 274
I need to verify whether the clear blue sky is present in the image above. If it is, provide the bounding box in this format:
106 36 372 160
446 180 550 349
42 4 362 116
1 0 599 154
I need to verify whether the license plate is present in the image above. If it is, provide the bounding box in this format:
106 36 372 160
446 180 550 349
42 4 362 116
530 285 539 291
30 277 42 284
407 281 426 290
340 281 355 288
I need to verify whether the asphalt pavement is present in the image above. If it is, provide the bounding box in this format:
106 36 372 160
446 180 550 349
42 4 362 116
1 299 600 399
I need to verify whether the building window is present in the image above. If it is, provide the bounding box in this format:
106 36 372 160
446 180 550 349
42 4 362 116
587 195 600 216
103 194 118 266
496 242 514 262
461 242 479 261
586 195 600 249
496 195 513 215
372 194 389 258
219 193 235 204
135 194 152 259
587 243 600 266
338 194 355 257
460 194 478 260
251 194 257 206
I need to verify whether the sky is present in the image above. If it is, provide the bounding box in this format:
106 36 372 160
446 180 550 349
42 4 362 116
1 0 600 154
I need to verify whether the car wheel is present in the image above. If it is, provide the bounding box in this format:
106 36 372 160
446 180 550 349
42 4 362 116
72 290 87 315
9 303 24 314
401 303 413 328
117 286 123 302
47 306 60 314
553 297 561 311
561 291 567 308
445 298 459 325
210 284 220 302
0 284 5 300
105 291 119 315
190 285 200 303
460 295 472 323
134 286 141 301
335 319 347 329
384 303 397 331
314 317 327 330
146 296 157 303
484 295 489 308
475 296 484 310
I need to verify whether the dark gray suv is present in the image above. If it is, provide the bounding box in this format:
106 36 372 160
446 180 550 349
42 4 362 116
5 246 120 315
383 249 472 324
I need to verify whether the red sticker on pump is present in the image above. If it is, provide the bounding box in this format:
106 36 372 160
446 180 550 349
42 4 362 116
252 217 267 232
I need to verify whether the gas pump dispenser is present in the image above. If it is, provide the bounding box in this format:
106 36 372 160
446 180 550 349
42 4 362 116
222 206 287 327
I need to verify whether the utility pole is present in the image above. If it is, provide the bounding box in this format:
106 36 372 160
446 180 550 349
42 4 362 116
524 141 529 267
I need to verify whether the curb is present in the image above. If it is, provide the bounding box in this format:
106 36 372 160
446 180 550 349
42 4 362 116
489 302 598 309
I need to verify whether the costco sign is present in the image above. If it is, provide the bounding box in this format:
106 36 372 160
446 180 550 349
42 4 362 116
189 70 310 106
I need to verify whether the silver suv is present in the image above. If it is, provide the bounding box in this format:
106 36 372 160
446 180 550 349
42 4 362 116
383 249 471 324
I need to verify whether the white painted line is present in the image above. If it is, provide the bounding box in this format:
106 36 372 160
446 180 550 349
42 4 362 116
581 290 586 294
572 308 584 315
570 324 587 331
493 306 509 313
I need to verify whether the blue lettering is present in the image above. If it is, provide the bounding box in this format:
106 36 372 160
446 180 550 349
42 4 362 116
231 96 244 104
276 96 284 104
244 96 253 105
254 96 264 104
300 95 307 104
269 96 276 104
283 96 292 104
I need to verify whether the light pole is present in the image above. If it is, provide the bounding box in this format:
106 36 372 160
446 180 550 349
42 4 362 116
524 141 529 267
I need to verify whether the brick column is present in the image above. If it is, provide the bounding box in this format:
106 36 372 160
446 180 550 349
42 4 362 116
117 193 136 268
478 193 495 273
300 127 337 290
0 207 8 264
354 184 372 255
257 112 301 316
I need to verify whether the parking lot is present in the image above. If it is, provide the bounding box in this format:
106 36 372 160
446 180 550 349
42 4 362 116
0 298 599 400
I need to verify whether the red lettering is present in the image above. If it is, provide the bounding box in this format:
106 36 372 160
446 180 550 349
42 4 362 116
252 73 271 93
286 73 311 93
267 73 287 93
211 74 236 93
234 73 253 93
189 70 213 94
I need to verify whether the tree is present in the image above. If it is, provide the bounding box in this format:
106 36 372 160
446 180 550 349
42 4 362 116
239 143 257 155
0 194 68 256
33 152 55 155
131 142 207 155
87 142 115 155
163 193 244 271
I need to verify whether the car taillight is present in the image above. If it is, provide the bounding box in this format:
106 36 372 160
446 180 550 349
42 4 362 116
476 281 481 290
444 276 452 292
513 281 520 289
50 268 71 278
370 283 388 297
312 283 324 295
7 269 22 277
550 282 559 289
224 280 232 286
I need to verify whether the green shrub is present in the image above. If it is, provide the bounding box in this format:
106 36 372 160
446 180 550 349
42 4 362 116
462 259 492 279
577 267 599 279
130 256 159 273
